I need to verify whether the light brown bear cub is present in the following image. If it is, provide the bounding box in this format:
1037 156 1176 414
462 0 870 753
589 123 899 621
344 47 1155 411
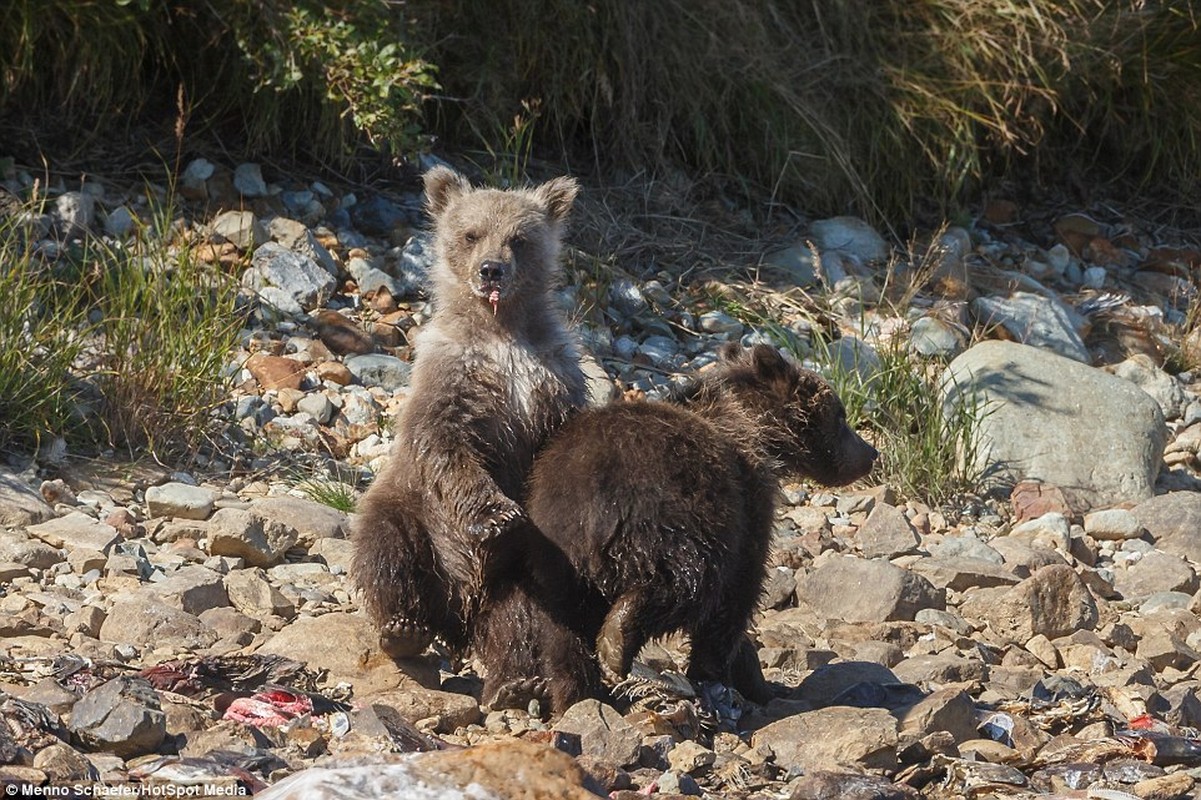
352 166 586 657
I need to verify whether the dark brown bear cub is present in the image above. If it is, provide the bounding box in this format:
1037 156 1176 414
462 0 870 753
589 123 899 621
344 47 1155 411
476 344 877 710
352 166 586 658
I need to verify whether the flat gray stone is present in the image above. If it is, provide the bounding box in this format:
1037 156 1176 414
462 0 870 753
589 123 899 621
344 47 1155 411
69 676 165 758
752 706 897 773
99 597 216 650
210 210 267 251
810 216 890 263
247 496 349 548
971 292 1089 362
207 507 298 568
941 341 1166 511
145 482 215 521
0 471 54 528
554 699 642 768
798 555 944 623
145 565 230 615
1134 492 1201 560
25 512 118 553
345 354 411 391
244 242 336 314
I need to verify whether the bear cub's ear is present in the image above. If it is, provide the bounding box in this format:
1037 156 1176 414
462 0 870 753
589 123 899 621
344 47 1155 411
749 344 789 379
424 166 472 218
534 176 580 223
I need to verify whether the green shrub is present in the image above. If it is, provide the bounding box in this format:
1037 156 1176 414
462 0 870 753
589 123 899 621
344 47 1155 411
80 220 245 456
0 0 436 157
416 0 1201 218
0 216 88 453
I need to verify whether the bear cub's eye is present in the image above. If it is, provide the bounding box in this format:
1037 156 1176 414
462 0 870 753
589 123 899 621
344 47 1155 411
510 234 527 249
464 231 480 245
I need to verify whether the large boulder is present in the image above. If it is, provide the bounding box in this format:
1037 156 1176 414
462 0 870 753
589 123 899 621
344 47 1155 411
941 340 1166 511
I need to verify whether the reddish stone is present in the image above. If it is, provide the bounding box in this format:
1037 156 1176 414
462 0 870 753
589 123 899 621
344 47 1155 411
313 310 374 356
245 353 306 391
1053 213 1103 256
983 199 1019 225
1010 481 1072 524
313 361 353 386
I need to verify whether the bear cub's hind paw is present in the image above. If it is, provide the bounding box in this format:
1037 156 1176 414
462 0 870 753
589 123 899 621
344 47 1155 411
486 676 550 714
380 615 434 659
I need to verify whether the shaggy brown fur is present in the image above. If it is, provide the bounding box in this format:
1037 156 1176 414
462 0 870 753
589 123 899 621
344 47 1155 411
475 344 877 711
351 166 586 658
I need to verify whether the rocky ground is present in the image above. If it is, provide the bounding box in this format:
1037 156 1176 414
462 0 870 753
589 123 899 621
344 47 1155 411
2 156 1201 799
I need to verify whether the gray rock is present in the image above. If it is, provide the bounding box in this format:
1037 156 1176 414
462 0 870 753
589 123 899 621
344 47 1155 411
752 706 897 773
910 316 965 358
244 242 337 314
395 233 434 294
257 612 416 695
0 470 54 527
207 507 298 568
798 555 944 623
145 565 229 614
347 254 405 299
233 163 268 198
581 353 618 407
296 393 335 425
810 216 890 263
699 310 744 336
899 687 978 744
927 536 1003 564
25 512 118 553
0 531 63 570
225 568 296 619
908 556 1021 592
789 771 914 800
68 676 165 758
555 699 642 767
1113 551 1198 599
103 206 136 239
100 597 216 650
608 278 648 317
891 652 987 686
180 158 215 190
248 496 349 547
145 482 216 520
210 210 267 251
54 191 95 237
971 292 1089 362
1112 355 1188 420
268 217 337 275
941 341 1166 511
967 564 1098 644
1134 492 1201 560
1083 266 1107 289
1083 508 1144 541
1008 512 1072 554
761 566 798 610
856 503 920 559
32 742 96 782
762 242 819 286
822 336 881 388
310 537 354 572
345 354 412 391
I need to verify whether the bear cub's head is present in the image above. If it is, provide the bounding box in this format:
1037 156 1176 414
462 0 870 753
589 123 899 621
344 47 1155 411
423 166 579 317
717 343 878 486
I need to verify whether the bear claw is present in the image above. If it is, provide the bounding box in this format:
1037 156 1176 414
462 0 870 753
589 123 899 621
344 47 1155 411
468 498 526 540
380 616 433 659
487 677 549 712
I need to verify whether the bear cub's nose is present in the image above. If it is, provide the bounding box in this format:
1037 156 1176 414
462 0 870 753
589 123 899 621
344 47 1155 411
479 261 507 282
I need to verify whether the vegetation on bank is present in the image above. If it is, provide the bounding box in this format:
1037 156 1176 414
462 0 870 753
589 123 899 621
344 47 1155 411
1 1 1199 216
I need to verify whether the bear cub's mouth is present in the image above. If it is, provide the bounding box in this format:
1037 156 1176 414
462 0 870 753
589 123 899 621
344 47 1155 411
476 279 506 315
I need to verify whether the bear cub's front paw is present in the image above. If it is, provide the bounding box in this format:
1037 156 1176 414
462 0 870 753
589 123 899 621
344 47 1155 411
468 496 526 540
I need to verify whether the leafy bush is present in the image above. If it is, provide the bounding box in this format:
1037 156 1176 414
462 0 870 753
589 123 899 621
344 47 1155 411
0 0 436 157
